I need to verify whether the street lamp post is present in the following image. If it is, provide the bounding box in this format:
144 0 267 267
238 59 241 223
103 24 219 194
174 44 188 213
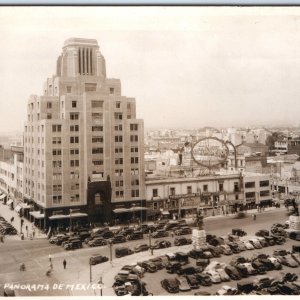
148 229 153 255
108 241 113 264
89 261 92 283
98 277 103 296
69 209 72 233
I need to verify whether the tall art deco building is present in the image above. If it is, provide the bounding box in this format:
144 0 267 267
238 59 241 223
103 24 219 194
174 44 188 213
23 38 145 228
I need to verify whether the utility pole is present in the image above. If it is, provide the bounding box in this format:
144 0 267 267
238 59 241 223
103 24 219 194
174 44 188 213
69 209 72 233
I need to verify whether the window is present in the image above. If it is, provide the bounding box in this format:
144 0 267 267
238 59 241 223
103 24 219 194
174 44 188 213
92 126 103 132
52 149 62 156
152 189 158 197
53 161 62 168
114 113 123 120
245 192 255 198
245 182 255 188
92 137 103 143
72 101 77 108
53 184 62 192
116 180 124 187
234 182 239 192
115 169 123 176
70 113 79 120
131 189 139 197
115 136 123 143
110 87 114 94
92 113 102 123
70 136 79 143
260 190 270 197
130 124 138 131
115 124 123 131
131 147 138 153
115 147 123 153
235 194 239 200
259 180 269 187
70 171 79 179
116 190 124 197
52 137 62 144
130 135 138 142
70 149 79 155
131 157 139 164
66 86 72 93
187 186 192 194
131 168 139 175
70 125 79 132
219 183 224 192
71 183 79 190
203 185 208 192
92 148 103 154
70 160 79 167
95 193 102 205
93 160 103 166
53 173 62 180
91 100 103 108
53 195 62 204
115 158 123 165
170 187 175 196
47 102 52 109
47 113 52 119
127 103 131 109
116 102 121 108
131 179 139 185
52 125 62 132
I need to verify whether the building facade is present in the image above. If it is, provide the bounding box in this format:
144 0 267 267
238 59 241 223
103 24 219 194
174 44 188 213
23 38 144 228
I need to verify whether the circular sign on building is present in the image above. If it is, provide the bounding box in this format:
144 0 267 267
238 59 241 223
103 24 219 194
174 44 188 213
191 137 229 169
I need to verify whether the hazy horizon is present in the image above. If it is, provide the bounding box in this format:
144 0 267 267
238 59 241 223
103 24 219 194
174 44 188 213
1 7 300 132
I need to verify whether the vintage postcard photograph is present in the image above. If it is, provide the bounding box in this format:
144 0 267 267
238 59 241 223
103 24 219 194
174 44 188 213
0 5 300 297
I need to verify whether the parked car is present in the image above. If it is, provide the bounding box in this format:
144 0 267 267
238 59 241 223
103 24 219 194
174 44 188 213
232 228 247 237
255 236 268 247
204 271 222 284
196 258 210 268
195 273 212 286
255 229 269 237
216 285 238 295
64 239 82 250
220 244 233 255
111 235 126 244
149 257 165 270
151 240 171 249
88 238 107 247
174 227 192 236
127 231 143 240
177 266 197 276
224 265 242 280
115 247 133 258
151 230 169 238
237 280 254 294
175 252 189 264
188 249 205 259
264 236 276 246
166 261 182 274
215 268 231 282
174 237 192 246
288 231 300 241
236 241 247 251
161 278 179 293
275 255 298 268
49 234 66 244
89 255 109 265
137 261 157 273
248 238 263 249
228 242 241 253
134 244 149 253
176 277 191 292
243 240 255 250
185 274 200 289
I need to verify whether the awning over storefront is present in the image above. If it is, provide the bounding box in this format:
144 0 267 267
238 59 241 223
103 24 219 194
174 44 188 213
14 205 22 213
161 211 170 215
70 212 88 218
18 202 31 209
29 211 45 219
113 208 129 213
49 214 69 220
0 194 7 200
6 199 13 206
24 194 32 200
129 206 148 212
146 209 161 216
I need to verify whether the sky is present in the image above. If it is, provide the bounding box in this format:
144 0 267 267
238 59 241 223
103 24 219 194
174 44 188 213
1 6 300 133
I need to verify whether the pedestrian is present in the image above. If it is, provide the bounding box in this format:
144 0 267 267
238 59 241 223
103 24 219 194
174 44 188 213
0 234 4 243
26 225 28 237
32 229 35 239
63 259 67 269
49 254 52 264
10 217 14 223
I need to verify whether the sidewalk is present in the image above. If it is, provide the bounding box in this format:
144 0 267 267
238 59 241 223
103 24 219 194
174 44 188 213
0 202 46 240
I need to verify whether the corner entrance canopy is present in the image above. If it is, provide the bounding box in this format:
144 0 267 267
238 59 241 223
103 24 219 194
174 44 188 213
30 211 45 219
113 207 148 214
49 212 88 220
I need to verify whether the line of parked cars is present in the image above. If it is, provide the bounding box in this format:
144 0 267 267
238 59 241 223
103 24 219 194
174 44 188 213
0 216 17 235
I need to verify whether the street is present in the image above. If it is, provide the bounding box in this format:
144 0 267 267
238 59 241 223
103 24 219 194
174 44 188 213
0 208 299 296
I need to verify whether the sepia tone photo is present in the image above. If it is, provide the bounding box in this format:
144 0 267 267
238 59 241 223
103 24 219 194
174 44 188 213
0 5 300 297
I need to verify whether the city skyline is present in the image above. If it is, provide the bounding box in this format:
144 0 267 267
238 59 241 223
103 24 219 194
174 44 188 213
1 7 300 133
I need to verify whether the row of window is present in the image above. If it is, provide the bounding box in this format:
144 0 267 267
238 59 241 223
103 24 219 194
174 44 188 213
245 180 270 188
